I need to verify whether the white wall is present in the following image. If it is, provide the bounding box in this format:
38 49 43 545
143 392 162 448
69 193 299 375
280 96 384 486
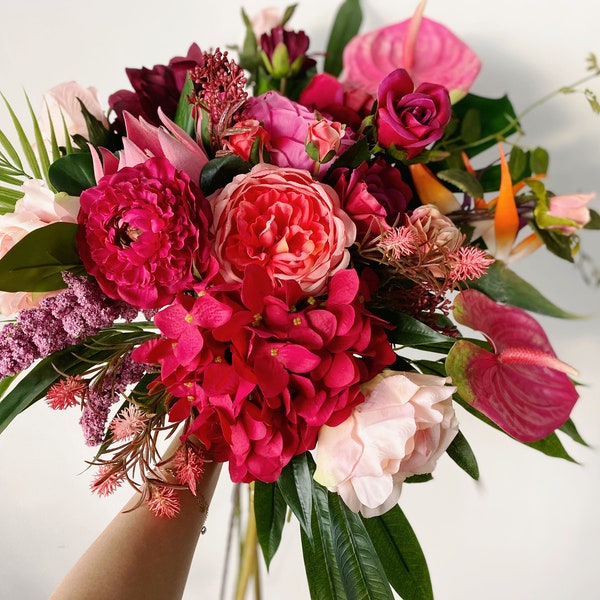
0 1 599 599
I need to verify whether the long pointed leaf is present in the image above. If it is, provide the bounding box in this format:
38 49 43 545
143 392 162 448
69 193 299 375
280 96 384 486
0 123 23 170
361 505 434 600
254 480 288 568
277 452 314 539
446 429 480 480
324 0 363 76
1 92 42 179
25 92 52 188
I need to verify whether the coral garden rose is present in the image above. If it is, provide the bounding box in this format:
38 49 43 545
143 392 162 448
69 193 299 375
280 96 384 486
375 68 451 159
77 156 211 310
209 164 356 294
314 370 458 517
224 119 271 162
0 179 79 316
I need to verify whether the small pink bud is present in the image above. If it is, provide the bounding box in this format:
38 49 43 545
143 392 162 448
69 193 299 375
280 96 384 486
547 193 594 234
305 118 344 164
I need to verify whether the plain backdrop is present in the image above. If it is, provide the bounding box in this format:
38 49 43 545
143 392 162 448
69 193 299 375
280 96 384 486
1 1 600 599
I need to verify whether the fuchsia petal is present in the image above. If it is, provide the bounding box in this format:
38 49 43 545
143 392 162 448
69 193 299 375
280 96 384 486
342 16 481 100
446 289 578 442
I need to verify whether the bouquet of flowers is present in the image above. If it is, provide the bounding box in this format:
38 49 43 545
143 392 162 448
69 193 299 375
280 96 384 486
0 0 598 597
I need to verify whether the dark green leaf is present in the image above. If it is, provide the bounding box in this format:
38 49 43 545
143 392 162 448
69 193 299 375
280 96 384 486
404 473 433 484
300 482 344 600
469 260 579 318
324 0 362 77
49 152 96 195
450 93 519 157
277 452 314 539
174 75 196 138
508 145 528 181
361 505 433 600
327 136 370 173
446 429 480 480
380 311 455 348
328 493 394 600
254 481 288 568
533 224 577 263
437 168 484 198
559 418 589 446
459 107 481 143
0 222 83 292
200 154 251 196
584 208 600 229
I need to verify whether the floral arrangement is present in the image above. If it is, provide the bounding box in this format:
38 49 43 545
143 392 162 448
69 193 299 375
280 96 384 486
0 0 598 598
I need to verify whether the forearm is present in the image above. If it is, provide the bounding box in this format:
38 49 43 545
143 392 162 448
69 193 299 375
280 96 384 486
49 460 222 600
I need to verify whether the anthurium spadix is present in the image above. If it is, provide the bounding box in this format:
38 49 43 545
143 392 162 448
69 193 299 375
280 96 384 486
446 289 578 442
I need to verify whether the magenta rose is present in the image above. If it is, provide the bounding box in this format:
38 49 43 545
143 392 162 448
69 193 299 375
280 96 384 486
209 164 356 295
77 157 211 309
375 68 451 158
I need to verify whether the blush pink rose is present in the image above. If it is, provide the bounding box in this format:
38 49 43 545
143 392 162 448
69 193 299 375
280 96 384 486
0 179 79 316
38 81 109 148
546 193 594 234
209 164 356 295
376 69 451 158
77 157 212 309
314 370 458 517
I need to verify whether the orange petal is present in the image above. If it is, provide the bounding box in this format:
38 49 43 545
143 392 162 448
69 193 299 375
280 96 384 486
409 163 462 214
493 145 519 261
507 231 543 263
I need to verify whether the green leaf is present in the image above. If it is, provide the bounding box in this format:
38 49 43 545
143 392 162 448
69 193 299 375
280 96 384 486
300 482 345 600
48 152 96 195
0 222 83 292
446 429 480 480
530 146 549 175
508 145 528 181
1 92 42 180
324 0 362 77
25 93 53 189
437 168 484 198
327 136 370 173
584 208 600 229
277 452 314 539
0 124 24 171
174 75 196 138
254 481 288 569
362 505 434 600
469 260 579 318
380 311 454 348
328 493 394 600
459 107 482 143
559 418 589 446
200 154 251 196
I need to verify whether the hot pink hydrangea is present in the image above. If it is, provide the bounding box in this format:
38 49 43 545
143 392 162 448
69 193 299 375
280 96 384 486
209 163 356 295
77 156 212 309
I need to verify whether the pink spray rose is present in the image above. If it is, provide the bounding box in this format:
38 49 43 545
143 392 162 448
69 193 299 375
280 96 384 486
314 370 458 517
545 193 594 234
224 119 271 162
375 68 451 158
0 180 79 316
305 118 344 163
77 157 212 310
209 163 356 295
38 81 108 148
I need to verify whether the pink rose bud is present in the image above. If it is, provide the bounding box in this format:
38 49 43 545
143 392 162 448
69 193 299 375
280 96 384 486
546 193 594 234
305 118 344 164
225 119 271 162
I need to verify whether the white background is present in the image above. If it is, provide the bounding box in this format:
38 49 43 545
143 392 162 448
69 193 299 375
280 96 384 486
1 1 600 599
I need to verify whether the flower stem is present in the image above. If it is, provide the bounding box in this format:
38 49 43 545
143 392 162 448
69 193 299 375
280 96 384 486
234 483 260 600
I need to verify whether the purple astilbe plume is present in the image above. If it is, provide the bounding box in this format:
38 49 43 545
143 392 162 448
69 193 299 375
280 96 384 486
0 272 139 378
80 352 146 446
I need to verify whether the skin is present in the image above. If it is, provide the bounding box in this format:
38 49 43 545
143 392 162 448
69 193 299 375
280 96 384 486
49 451 222 600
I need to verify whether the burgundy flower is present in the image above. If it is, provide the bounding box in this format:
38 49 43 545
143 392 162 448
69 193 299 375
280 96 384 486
260 26 316 78
375 68 451 158
77 157 212 309
108 44 204 133
335 158 412 238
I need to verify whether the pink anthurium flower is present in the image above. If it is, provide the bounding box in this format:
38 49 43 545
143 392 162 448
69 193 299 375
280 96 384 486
446 289 579 442
342 0 481 102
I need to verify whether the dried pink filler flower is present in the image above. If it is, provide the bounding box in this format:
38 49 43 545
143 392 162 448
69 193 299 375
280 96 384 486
109 405 148 441
147 486 180 518
90 464 124 497
172 446 206 495
449 246 494 282
46 375 87 410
